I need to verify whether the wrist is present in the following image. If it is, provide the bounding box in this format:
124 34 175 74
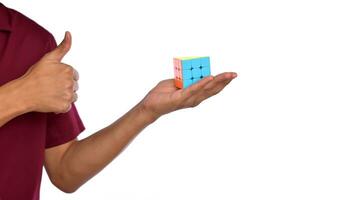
135 101 160 125
1 78 35 114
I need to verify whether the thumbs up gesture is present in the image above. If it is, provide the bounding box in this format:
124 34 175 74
20 31 79 114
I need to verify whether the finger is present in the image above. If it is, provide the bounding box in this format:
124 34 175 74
211 73 237 93
55 104 72 114
195 73 237 103
181 75 214 98
72 93 78 102
203 72 237 91
65 104 72 112
73 69 79 81
45 31 72 61
206 78 234 97
73 80 79 91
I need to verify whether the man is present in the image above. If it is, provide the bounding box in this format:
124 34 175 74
0 3 237 200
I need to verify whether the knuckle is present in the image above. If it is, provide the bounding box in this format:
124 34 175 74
64 92 74 102
73 93 78 102
73 81 79 91
74 70 79 80
64 103 71 112
59 103 70 113
64 65 74 75
64 80 74 89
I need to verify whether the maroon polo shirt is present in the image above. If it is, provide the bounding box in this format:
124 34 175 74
0 3 85 200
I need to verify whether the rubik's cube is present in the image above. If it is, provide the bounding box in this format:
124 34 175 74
173 56 211 89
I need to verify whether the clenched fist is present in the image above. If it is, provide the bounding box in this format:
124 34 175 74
20 31 79 114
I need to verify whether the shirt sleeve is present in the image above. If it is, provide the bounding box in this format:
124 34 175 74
44 33 86 148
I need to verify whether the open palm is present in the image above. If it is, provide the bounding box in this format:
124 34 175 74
140 72 237 120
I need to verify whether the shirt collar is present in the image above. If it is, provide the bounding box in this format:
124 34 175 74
0 3 12 32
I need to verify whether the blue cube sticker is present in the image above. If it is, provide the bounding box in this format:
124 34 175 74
183 79 192 88
191 58 201 68
200 57 210 67
192 68 202 78
201 67 211 77
183 69 192 79
181 60 192 70
193 78 201 84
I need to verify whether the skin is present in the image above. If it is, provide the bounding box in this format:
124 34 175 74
0 31 237 193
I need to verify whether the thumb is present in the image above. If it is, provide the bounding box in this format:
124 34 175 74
45 31 72 61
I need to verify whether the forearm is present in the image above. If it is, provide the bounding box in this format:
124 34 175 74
47 72 237 192
0 78 32 127
58 102 158 192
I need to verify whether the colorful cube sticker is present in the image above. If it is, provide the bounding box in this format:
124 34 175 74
173 56 211 89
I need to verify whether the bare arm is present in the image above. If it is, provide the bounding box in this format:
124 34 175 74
0 31 236 193
44 72 237 193
44 101 155 193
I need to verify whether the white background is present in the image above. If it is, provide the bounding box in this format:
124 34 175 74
3 0 342 199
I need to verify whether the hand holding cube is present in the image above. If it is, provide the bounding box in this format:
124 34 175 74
139 57 237 122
